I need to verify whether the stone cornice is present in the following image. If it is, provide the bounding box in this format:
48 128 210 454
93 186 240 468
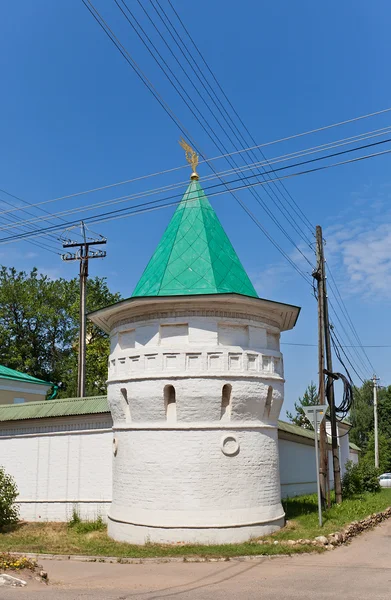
111 309 281 332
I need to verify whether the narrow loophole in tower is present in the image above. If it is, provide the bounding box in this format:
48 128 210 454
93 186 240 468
221 384 232 420
264 386 273 418
164 385 177 422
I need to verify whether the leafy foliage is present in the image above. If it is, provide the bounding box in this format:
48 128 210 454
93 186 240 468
349 381 391 473
349 381 374 450
286 382 318 429
342 460 380 498
0 266 121 398
0 466 19 530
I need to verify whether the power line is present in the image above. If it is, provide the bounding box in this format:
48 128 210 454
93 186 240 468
0 195 62 254
1 136 390 234
145 0 315 249
328 303 372 380
164 0 380 386
114 0 314 264
1 123 390 223
282 343 391 348
326 263 377 373
159 0 315 238
329 327 366 384
1 144 390 249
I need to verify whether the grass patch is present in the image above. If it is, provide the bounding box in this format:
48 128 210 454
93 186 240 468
273 488 391 541
0 490 389 559
0 522 315 558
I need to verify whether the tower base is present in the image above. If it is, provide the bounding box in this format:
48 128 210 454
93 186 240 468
107 514 285 545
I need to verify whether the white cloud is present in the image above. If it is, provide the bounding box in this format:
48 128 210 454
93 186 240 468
323 184 391 301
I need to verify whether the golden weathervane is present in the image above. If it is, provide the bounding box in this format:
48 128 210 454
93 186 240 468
179 138 199 180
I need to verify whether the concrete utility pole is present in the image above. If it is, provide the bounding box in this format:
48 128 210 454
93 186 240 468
61 222 106 397
372 374 380 469
313 226 328 507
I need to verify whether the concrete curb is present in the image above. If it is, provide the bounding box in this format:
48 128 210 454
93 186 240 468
10 551 306 565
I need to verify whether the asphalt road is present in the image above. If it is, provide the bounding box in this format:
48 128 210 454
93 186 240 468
1 519 391 599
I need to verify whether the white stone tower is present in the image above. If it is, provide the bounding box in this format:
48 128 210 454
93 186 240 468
90 174 300 544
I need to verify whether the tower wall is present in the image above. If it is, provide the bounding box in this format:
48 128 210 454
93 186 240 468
106 310 287 543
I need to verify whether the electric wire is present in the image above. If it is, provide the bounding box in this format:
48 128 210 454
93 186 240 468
328 301 372 380
145 0 315 249
164 0 380 387
166 0 391 237
113 0 314 264
1 136 391 233
326 263 377 374
1 124 391 222
158 0 315 239
0 195 63 254
282 343 391 348
1 145 390 253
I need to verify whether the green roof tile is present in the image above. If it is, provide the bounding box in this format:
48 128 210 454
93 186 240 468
0 365 51 386
0 396 109 422
132 180 258 298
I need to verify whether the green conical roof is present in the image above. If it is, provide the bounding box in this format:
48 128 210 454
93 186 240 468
132 180 258 298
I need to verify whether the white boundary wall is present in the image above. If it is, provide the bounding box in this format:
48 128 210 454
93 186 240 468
0 415 112 522
0 415 354 523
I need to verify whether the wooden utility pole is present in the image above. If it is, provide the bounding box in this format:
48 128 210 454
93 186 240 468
313 226 328 507
61 222 107 397
314 225 342 504
323 261 343 504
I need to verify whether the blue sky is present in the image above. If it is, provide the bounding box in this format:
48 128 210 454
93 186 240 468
0 0 390 415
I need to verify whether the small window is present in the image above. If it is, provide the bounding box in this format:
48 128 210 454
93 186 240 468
264 386 273 418
120 387 131 420
221 384 232 420
13 397 25 404
164 385 177 422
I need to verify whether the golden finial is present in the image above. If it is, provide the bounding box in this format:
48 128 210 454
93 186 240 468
179 138 199 180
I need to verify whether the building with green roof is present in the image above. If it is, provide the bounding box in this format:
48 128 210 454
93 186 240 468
88 163 304 544
0 364 52 406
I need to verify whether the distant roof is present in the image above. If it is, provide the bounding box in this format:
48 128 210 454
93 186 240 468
349 442 361 452
132 180 258 298
0 395 108 422
278 419 360 452
0 365 51 387
0 399 361 453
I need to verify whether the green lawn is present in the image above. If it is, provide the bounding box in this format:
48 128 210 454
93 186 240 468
274 488 391 541
0 489 390 559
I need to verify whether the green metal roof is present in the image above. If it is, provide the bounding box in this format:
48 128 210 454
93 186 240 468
0 364 51 386
349 442 361 452
0 399 361 453
278 419 320 442
278 419 361 451
0 396 109 422
132 180 258 298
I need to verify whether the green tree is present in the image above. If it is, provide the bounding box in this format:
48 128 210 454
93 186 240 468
361 432 391 474
58 276 121 397
349 381 374 450
0 266 120 398
349 381 391 471
286 382 318 429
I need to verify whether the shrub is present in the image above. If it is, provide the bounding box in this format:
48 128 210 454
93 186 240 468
68 508 105 533
0 466 19 529
342 460 380 498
